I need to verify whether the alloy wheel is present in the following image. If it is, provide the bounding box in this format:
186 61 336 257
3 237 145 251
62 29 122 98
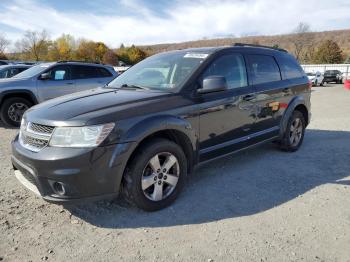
141 152 180 202
289 118 303 147
8 103 28 123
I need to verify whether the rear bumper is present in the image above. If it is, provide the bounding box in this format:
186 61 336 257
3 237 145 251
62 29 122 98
11 135 136 203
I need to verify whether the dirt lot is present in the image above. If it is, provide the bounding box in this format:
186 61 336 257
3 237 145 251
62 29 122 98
0 84 349 262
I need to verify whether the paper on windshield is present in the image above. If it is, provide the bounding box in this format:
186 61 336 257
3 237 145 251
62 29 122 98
184 53 209 59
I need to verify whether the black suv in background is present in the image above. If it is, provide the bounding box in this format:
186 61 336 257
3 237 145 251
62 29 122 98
323 70 343 84
11 44 311 211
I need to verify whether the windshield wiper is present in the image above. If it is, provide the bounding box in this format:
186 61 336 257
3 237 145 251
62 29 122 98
119 84 148 90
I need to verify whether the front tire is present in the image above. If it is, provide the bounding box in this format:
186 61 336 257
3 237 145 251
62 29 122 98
122 138 187 211
0 97 32 127
280 110 306 152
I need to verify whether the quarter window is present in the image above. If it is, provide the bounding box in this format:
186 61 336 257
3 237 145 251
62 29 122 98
278 56 304 79
202 53 247 89
247 55 281 85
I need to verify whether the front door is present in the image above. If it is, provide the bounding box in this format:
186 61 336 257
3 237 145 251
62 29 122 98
198 52 256 161
36 65 76 102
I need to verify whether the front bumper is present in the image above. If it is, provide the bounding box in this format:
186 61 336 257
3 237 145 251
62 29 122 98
11 135 136 203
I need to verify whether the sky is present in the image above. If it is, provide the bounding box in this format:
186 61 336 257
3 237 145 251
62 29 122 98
0 0 349 50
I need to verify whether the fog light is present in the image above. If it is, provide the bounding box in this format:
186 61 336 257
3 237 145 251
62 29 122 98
53 182 66 196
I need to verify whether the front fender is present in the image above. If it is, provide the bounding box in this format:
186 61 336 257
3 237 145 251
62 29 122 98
121 114 198 152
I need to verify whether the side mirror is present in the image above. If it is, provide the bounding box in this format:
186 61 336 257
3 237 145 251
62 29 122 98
198 76 228 94
39 72 51 80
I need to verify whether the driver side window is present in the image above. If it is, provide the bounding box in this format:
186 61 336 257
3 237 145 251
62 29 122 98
46 66 70 81
202 53 248 89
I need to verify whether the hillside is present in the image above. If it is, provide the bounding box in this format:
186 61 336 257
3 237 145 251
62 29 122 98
140 29 350 58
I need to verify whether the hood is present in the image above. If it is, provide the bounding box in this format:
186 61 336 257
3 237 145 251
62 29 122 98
307 75 315 80
0 77 31 87
25 87 174 126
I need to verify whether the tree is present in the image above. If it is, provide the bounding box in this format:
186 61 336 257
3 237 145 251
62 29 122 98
0 34 10 57
344 54 350 64
15 30 50 61
290 22 315 63
47 34 75 61
75 40 109 62
312 40 344 64
117 45 147 65
102 50 118 65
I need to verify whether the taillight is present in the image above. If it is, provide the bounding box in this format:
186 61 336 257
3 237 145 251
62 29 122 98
308 80 312 89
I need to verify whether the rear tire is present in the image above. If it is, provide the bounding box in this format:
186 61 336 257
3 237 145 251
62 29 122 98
280 110 306 152
0 97 32 127
122 138 187 211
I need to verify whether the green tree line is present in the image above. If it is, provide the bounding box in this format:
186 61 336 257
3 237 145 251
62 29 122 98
2 30 148 66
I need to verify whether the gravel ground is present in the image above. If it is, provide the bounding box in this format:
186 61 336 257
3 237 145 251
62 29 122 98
0 84 349 262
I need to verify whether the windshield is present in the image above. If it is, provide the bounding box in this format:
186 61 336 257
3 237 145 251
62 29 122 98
12 63 52 79
107 51 209 91
306 73 315 76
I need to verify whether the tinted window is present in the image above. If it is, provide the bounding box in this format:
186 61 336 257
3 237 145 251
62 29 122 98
98 67 113 77
278 56 304 79
72 65 99 79
247 55 281 85
202 53 247 89
0 69 9 78
45 66 70 80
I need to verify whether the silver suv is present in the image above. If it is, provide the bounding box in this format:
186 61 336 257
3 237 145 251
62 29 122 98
0 61 118 127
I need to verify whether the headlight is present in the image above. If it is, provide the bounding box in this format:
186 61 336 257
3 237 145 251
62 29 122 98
49 123 115 148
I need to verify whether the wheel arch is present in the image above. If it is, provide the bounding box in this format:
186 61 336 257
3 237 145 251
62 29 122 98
0 90 38 106
119 115 198 177
279 96 310 139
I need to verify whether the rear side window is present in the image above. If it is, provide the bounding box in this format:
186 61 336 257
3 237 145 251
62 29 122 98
202 53 248 89
72 65 98 79
247 55 281 85
277 56 304 80
72 65 112 79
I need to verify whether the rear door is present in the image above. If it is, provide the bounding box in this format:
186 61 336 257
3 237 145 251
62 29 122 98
246 54 289 136
198 52 257 161
72 65 114 92
36 65 76 101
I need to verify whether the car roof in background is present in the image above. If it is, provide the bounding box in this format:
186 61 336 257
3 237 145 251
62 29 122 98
0 64 32 70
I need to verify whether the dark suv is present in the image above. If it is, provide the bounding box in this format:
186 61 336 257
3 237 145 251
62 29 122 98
11 44 311 211
323 70 343 84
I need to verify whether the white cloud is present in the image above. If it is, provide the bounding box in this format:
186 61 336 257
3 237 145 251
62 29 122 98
0 0 349 49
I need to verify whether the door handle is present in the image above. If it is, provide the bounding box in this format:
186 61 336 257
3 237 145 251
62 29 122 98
242 94 256 101
282 88 290 93
66 82 74 85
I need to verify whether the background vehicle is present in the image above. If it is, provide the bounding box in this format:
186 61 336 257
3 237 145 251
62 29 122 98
323 70 343 84
306 72 324 86
0 61 117 127
12 44 311 211
0 65 32 79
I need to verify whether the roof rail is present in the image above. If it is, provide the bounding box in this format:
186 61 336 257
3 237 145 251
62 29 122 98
57 60 102 64
233 43 288 53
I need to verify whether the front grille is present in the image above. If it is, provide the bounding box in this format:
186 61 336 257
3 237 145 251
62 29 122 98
28 123 54 135
19 122 54 152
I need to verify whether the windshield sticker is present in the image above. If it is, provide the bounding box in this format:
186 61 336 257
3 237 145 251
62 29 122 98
184 53 209 59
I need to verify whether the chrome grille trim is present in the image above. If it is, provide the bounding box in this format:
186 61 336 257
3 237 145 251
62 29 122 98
19 122 54 152
28 123 54 135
